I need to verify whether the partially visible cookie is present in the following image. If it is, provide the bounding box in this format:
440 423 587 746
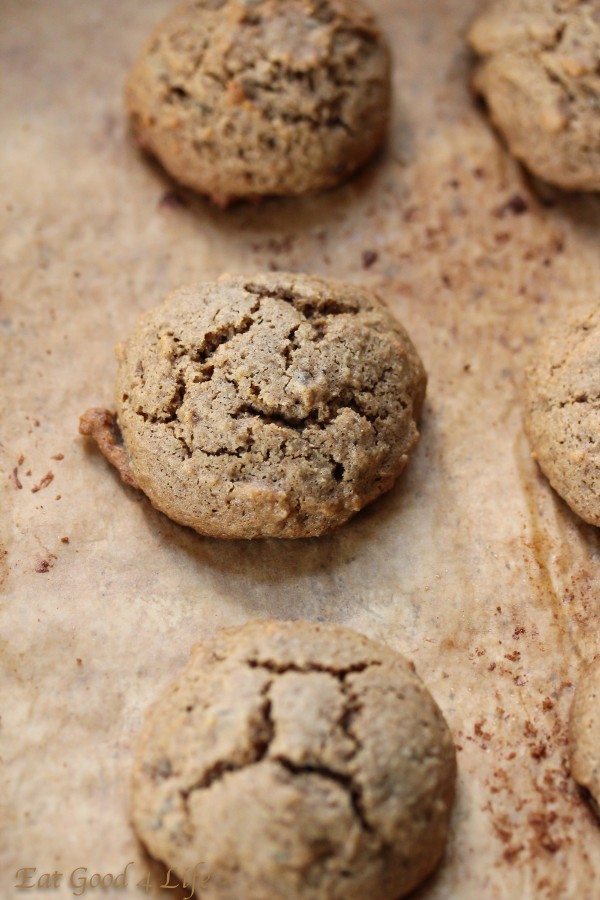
468 0 600 191
524 308 600 526
569 656 600 816
125 0 391 206
131 619 457 900
80 272 427 539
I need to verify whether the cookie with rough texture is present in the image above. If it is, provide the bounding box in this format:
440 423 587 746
569 656 600 816
81 272 426 539
125 0 391 206
524 307 600 526
131 619 457 900
469 0 600 191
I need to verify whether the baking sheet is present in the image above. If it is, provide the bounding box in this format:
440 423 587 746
2 1 600 897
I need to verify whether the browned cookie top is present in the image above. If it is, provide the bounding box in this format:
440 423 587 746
112 272 426 539
569 656 600 816
125 0 391 205
469 0 600 191
524 307 600 526
131 620 457 900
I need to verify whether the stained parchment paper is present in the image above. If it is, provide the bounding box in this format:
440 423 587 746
2 1 600 897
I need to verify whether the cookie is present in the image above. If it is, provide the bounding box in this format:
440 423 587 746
80 273 426 539
131 620 457 900
468 0 600 191
524 308 600 526
125 0 391 206
569 656 600 816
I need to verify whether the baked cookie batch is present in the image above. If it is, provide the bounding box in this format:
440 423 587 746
77 0 600 897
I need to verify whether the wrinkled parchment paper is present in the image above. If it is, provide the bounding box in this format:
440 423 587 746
2 1 600 897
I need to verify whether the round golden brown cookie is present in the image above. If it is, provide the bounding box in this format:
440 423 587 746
569 656 600 816
131 620 457 900
124 0 391 206
524 308 600 526
92 272 426 539
468 0 600 191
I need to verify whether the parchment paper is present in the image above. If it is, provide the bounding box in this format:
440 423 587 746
2 1 600 897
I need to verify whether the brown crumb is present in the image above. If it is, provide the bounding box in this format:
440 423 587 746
493 822 512 844
51 453 64 461
76 658 82 666
542 697 555 712
11 467 22 490
18 454 25 466
35 559 52 574
495 194 528 217
79 408 138 488
474 721 492 741
488 662 497 671
362 250 379 269
60 536 69 544
503 844 524 862
528 813 561 854
31 471 54 493
524 721 537 738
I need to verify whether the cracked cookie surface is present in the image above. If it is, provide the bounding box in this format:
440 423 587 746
469 0 600 191
131 620 456 900
125 0 390 205
524 307 600 526
107 272 426 539
570 656 600 816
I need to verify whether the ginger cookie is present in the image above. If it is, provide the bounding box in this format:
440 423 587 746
125 0 391 206
131 620 457 900
469 0 600 191
80 273 426 539
524 308 600 526
569 656 600 816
